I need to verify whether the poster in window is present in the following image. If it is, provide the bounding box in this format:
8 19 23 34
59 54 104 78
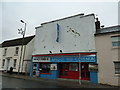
50 64 57 70
89 63 98 72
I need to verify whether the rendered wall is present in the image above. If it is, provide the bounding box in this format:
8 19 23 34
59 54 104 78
95 33 120 86
34 14 96 55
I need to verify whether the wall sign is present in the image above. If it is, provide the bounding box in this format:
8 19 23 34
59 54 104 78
89 63 98 72
50 64 57 70
50 56 96 62
33 57 50 62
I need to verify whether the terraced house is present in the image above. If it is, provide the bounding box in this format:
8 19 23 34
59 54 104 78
0 35 35 74
95 25 120 86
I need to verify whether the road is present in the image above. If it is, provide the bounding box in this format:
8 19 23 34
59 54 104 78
1 76 68 89
1 75 119 90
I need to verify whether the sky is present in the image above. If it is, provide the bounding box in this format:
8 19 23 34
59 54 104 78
0 0 120 43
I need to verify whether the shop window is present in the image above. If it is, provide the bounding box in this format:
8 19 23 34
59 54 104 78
69 63 78 71
39 64 50 73
111 36 120 47
114 61 120 74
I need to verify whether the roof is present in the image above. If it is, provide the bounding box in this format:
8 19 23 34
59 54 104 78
95 25 120 36
35 13 95 29
1 35 35 47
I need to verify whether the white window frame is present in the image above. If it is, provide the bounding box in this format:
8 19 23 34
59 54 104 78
13 59 17 68
15 47 19 55
3 48 7 56
2 59 5 67
114 61 120 74
111 36 120 47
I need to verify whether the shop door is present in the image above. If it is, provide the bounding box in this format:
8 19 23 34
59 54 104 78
81 63 90 80
59 63 69 78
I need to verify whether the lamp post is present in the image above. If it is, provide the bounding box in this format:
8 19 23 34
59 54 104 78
78 53 81 85
18 20 26 74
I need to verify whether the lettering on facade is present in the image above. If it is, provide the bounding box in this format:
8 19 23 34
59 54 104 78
33 57 50 62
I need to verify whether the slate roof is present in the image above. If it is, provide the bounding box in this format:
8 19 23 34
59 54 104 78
1 35 35 47
95 25 120 36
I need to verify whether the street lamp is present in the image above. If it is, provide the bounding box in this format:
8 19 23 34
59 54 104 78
18 20 26 74
78 53 81 85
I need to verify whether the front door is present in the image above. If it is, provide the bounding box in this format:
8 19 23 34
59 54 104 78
6 59 10 71
81 63 90 80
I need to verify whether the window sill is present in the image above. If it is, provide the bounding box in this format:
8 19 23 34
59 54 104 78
14 54 18 56
40 73 51 75
112 46 120 49
1 67 4 68
114 74 120 77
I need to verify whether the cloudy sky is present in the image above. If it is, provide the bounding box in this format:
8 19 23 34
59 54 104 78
0 0 119 43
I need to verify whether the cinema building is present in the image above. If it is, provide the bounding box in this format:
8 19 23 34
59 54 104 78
30 13 98 83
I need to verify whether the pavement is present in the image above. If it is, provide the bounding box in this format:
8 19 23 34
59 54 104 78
0 71 119 88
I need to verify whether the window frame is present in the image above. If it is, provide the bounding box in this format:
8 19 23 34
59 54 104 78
111 35 120 47
2 59 5 67
69 63 78 71
15 47 19 55
39 63 51 74
114 61 120 74
3 48 7 56
13 59 17 68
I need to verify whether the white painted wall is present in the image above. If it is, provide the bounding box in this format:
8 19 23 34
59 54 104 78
1 46 21 72
22 38 35 73
34 14 96 55
0 38 34 73
0 48 3 70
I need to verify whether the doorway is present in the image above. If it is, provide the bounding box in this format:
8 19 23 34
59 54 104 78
6 59 10 71
81 63 90 80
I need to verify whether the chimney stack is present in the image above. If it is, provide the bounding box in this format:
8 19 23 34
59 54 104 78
95 18 100 30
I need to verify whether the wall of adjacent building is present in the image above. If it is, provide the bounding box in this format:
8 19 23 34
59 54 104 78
0 48 3 70
34 14 96 55
95 33 120 86
0 38 34 73
0 46 21 72
22 38 35 73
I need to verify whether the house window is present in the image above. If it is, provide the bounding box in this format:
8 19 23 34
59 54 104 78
39 64 51 73
13 59 17 68
15 47 19 55
3 48 7 56
114 61 120 74
2 59 5 67
111 36 120 47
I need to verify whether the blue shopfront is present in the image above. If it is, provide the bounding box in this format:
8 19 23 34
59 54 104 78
30 53 98 84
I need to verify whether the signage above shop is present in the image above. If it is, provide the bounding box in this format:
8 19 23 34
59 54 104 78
32 55 96 63
50 55 96 62
33 57 50 62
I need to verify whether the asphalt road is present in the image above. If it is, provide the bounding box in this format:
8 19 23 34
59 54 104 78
1 75 119 90
1 76 67 89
